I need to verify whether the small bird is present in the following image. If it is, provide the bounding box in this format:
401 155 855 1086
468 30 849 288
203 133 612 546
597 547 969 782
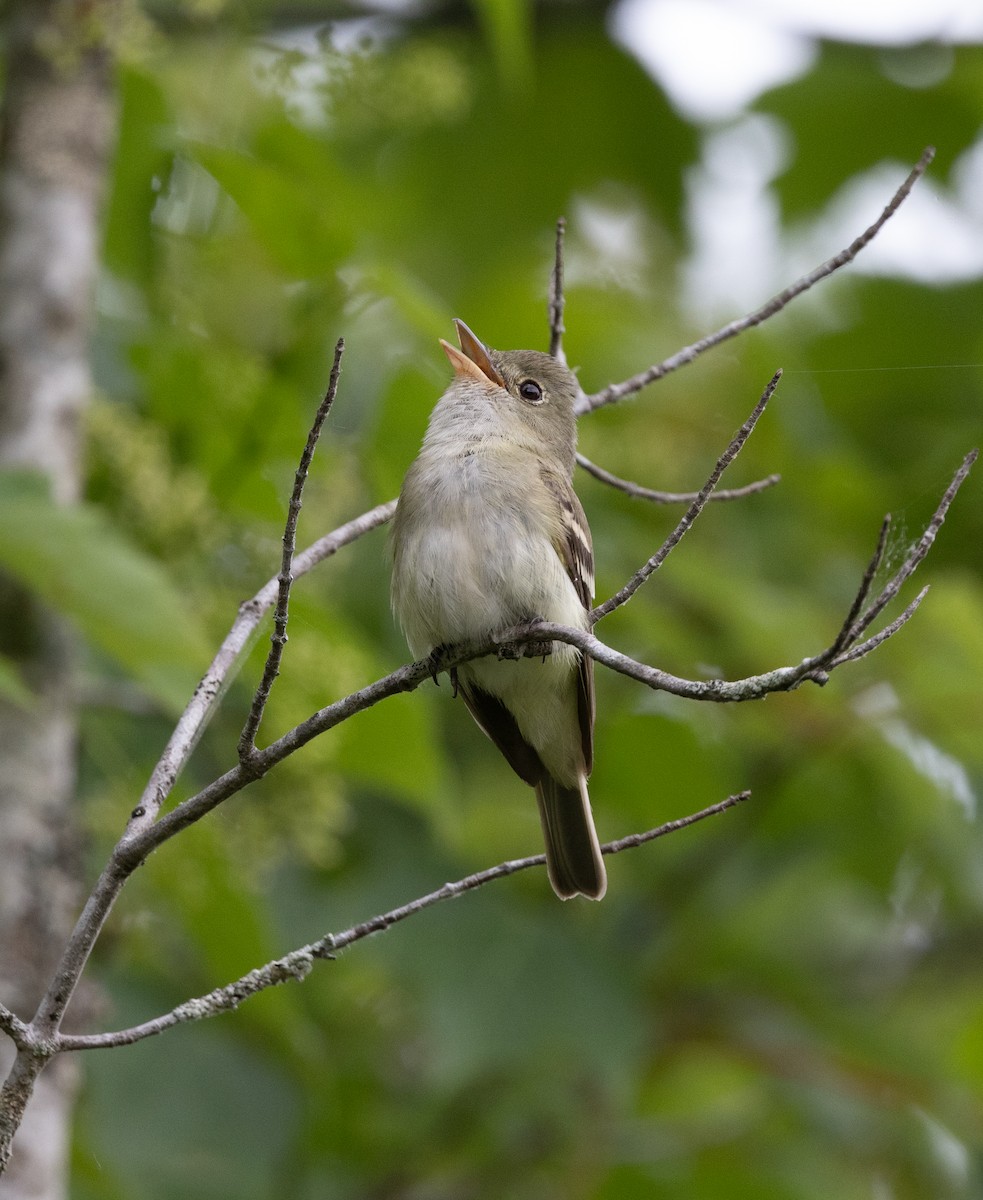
391 320 605 900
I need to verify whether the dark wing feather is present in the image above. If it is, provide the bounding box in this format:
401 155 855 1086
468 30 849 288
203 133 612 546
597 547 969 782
541 469 595 774
457 680 545 787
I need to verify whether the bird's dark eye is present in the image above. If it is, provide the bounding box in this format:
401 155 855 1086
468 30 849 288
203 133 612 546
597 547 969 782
518 379 544 404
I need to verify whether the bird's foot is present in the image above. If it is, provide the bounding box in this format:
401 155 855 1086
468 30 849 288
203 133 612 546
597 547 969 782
496 618 553 661
425 644 452 684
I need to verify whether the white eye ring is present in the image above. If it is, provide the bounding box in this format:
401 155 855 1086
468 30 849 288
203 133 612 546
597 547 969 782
518 379 544 404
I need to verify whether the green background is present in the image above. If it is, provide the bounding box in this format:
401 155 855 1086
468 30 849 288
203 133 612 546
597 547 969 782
6 3 983 1197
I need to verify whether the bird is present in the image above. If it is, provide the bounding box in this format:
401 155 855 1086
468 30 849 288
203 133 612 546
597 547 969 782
391 319 605 900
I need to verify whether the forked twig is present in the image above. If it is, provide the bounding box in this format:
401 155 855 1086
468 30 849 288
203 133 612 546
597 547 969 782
829 589 929 670
841 449 978 647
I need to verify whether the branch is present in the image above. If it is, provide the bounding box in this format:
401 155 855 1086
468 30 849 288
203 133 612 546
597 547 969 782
121 445 975 874
238 338 345 759
548 216 566 360
576 452 781 504
828 588 929 670
23 358 379 1046
538 451 972 696
577 147 936 416
29 449 970 1052
55 792 750 1053
129 496 396 832
0 151 958 1178
839 448 978 647
111 145 937 828
0 1005 28 1049
591 370 781 623
827 514 892 657
112 147 940 837
17 444 976 1079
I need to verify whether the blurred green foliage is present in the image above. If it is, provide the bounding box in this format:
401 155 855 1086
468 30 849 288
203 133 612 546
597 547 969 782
5 1 982 1196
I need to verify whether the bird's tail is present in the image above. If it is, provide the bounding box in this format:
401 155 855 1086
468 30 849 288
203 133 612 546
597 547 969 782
535 774 607 901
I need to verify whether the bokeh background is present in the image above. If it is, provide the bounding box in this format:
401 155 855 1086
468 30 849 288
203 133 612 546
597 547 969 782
18 0 983 1195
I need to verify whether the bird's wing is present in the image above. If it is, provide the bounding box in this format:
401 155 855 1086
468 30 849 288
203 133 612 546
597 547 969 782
456 678 545 787
541 469 595 774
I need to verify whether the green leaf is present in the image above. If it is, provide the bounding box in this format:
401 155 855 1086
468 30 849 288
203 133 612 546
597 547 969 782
0 471 208 712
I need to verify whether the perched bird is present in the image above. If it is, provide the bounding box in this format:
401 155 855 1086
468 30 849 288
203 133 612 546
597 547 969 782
391 320 605 900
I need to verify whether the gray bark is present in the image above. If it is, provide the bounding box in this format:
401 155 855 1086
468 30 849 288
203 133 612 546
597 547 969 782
0 1 116 1195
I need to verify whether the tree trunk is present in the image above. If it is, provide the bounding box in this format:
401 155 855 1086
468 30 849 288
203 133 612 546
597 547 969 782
0 2 116 1195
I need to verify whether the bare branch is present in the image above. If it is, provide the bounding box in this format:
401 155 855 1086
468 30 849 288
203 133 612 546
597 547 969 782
238 338 345 759
828 587 929 670
577 147 936 417
22 443 975 1070
844 448 977 645
540 452 974 693
29 450 971 1050
129 497 396 833
56 951 319 1051
103 147 944 843
55 793 750 1054
506 623 818 701
828 514 892 657
591 370 781 624
11 454 971 1137
577 452 781 504
548 216 566 360
601 792 749 853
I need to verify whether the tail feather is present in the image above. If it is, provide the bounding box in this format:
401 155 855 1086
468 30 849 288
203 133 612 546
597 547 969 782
535 774 606 901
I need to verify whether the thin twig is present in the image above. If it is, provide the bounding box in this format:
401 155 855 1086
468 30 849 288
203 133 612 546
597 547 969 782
577 453 781 504
238 338 345 760
846 448 978 643
548 216 566 361
828 587 929 669
829 514 892 656
55 953 320 1051
129 497 396 832
784 451 975 681
577 147 936 416
55 793 750 1053
600 792 750 853
591 370 781 624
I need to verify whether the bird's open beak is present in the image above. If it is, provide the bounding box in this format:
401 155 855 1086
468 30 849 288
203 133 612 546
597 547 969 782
440 319 505 387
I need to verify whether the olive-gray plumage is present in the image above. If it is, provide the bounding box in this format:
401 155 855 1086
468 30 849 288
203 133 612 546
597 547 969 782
391 320 605 900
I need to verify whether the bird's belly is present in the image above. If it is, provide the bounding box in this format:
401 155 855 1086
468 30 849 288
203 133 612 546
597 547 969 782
393 465 584 657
